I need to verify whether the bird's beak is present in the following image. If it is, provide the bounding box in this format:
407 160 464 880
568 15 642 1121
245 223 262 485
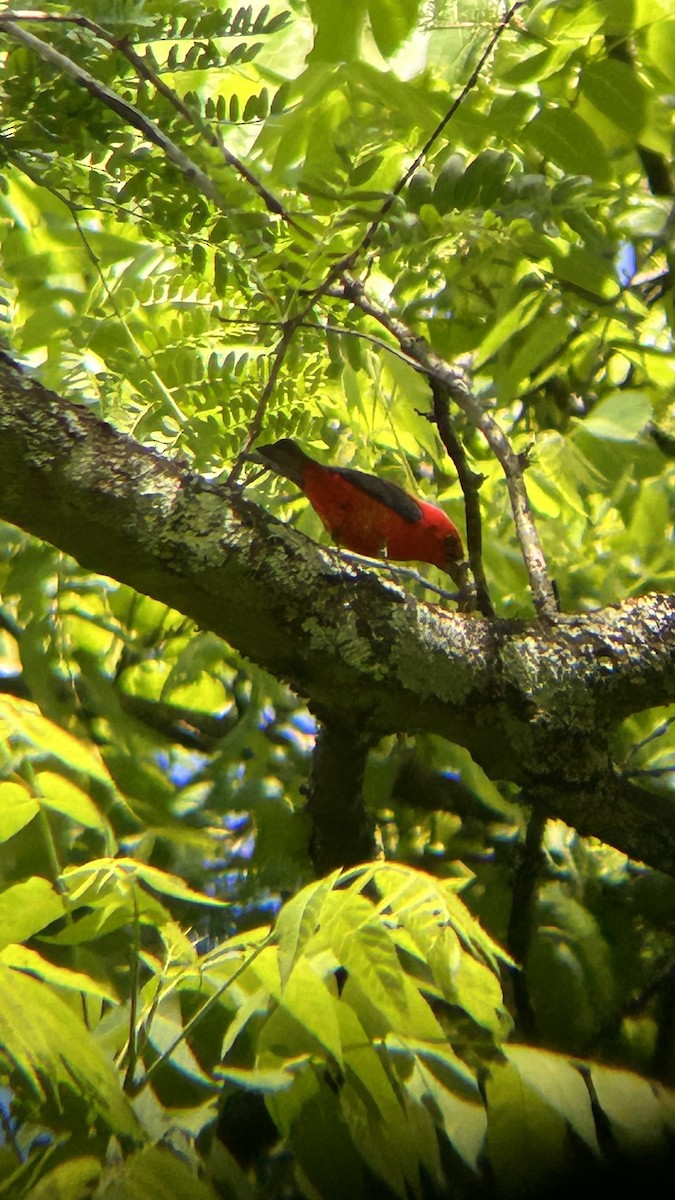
443 556 468 590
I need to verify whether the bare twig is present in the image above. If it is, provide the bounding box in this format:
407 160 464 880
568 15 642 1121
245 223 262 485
229 1 527 450
135 934 273 1095
122 887 141 1093
272 3 527 332
217 311 429 370
338 551 461 603
623 715 675 765
226 318 303 484
333 277 559 619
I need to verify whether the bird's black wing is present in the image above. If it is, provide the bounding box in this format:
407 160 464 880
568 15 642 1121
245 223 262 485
335 466 424 523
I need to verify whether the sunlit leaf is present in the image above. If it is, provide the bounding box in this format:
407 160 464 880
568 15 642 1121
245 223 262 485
0 877 64 951
577 391 653 441
0 963 137 1132
0 780 39 841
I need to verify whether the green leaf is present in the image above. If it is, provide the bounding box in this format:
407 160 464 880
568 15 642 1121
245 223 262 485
274 871 342 985
36 770 115 844
646 14 675 86
145 995 214 1085
61 858 226 911
527 108 611 180
0 877 64 950
319 891 411 1030
551 244 620 300
473 292 546 369
527 883 617 1052
0 963 137 1133
506 1046 600 1157
0 696 116 787
432 153 465 213
580 59 649 137
0 943 117 1003
589 1063 674 1156
485 1059 568 1197
307 0 367 62
133 862 229 907
446 952 508 1038
337 1003 424 1197
578 391 653 441
411 1055 486 1171
216 1064 299 1091
368 0 420 59
279 955 343 1062
269 1070 367 1198
0 781 39 841
453 150 513 210
499 313 572 399
96 1147 218 1200
23 1156 101 1200
532 432 603 520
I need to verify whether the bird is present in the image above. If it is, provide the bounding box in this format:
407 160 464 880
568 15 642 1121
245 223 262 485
250 438 464 578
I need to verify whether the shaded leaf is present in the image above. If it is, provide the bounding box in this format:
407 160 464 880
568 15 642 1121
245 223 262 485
0 963 137 1133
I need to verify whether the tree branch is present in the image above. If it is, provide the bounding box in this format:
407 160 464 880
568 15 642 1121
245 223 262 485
1 353 674 874
0 17 229 212
0 8 301 228
306 723 376 873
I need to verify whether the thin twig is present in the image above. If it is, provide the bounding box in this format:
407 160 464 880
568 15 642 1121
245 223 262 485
134 934 273 1095
334 277 559 618
232 1 527 448
624 766 675 779
218 311 425 369
354 1 527 265
226 318 303 483
122 887 141 1093
278 0 528 307
624 715 675 764
338 551 461 603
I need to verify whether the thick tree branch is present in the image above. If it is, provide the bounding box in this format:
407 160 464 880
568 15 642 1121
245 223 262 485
1 355 674 873
306 724 376 874
528 771 675 879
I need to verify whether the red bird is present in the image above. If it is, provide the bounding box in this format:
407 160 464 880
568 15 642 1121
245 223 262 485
252 439 464 577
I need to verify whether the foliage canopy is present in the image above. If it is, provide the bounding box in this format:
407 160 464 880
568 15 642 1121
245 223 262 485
0 0 674 1197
